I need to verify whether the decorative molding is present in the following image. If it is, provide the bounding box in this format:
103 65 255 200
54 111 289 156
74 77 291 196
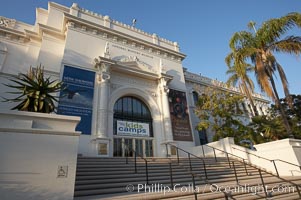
110 83 122 91
112 55 157 74
0 28 30 44
111 72 157 89
103 42 110 59
0 16 16 28
63 13 185 63
0 42 7 71
48 1 70 13
98 72 110 83
75 5 177 48
185 71 269 103
38 23 65 40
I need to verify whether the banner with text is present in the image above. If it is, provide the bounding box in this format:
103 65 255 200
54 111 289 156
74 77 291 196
117 120 150 137
57 66 95 135
168 89 193 141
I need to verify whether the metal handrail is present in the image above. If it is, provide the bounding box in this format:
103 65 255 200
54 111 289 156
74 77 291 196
123 142 149 184
232 146 273 162
166 143 234 199
204 144 272 175
203 144 246 169
167 143 208 180
274 159 301 169
202 144 301 198
232 146 301 172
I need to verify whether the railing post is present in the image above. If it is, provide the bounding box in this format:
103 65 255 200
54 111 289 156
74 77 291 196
224 194 229 200
232 161 238 184
293 183 301 198
258 169 268 198
188 153 193 172
134 151 137 173
242 159 248 175
226 153 231 168
165 143 169 157
125 148 128 164
191 173 198 200
177 148 179 164
272 160 279 177
213 148 217 162
201 145 205 157
202 160 208 180
145 160 149 184
295 184 301 198
169 162 174 188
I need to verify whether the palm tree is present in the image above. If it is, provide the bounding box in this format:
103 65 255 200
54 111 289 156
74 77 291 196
225 49 257 116
228 12 301 136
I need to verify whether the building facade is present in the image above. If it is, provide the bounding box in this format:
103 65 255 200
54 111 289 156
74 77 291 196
184 70 270 145
0 2 269 157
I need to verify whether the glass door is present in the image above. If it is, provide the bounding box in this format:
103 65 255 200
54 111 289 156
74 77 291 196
145 140 153 157
135 139 143 157
113 138 122 157
124 138 133 157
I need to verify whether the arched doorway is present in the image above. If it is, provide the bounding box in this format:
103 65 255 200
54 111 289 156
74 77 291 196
113 96 153 157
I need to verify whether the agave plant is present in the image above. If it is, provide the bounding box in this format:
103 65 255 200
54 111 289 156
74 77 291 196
3 65 64 113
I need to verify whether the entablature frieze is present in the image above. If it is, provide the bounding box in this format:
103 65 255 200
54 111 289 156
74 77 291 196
0 26 30 44
0 23 65 45
110 72 157 91
63 13 185 64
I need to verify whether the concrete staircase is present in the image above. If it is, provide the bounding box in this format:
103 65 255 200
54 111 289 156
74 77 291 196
74 157 301 200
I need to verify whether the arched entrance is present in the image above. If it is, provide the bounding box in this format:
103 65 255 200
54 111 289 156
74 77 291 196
113 96 153 157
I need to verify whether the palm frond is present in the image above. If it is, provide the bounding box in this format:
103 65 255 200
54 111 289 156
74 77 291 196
270 36 301 55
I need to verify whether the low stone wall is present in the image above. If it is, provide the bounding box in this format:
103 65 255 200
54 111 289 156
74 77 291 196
192 137 301 176
0 110 81 200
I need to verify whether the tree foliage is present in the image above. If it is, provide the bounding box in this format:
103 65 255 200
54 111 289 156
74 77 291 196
2 65 64 113
225 47 257 116
194 88 258 144
227 12 301 135
250 94 301 140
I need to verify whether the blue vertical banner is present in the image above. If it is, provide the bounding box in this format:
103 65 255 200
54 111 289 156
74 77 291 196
57 66 95 135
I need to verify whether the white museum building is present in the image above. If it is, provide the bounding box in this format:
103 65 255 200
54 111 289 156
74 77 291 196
0 2 269 158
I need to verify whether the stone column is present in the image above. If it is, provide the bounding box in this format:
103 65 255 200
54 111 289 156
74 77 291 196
160 77 173 142
96 62 111 138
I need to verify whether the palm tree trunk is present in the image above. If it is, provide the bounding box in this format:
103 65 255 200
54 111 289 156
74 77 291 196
242 81 258 116
270 77 293 137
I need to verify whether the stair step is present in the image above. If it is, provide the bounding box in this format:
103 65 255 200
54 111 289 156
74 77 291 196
74 156 301 199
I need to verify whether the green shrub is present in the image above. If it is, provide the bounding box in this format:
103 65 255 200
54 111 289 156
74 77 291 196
3 65 64 113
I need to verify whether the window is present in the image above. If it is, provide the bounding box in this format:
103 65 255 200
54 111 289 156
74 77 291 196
198 130 208 145
192 91 199 105
242 102 248 114
113 96 153 136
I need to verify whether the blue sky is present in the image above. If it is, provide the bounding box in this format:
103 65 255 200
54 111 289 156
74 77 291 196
1 0 301 98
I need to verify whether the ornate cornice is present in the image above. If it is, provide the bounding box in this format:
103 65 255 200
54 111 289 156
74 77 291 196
111 72 157 89
37 23 65 40
0 16 16 28
63 13 185 63
73 4 179 50
0 26 30 44
185 71 269 103
0 21 65 44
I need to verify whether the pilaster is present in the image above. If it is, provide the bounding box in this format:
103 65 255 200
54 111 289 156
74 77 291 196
159 74 173 143
93 57 114 156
